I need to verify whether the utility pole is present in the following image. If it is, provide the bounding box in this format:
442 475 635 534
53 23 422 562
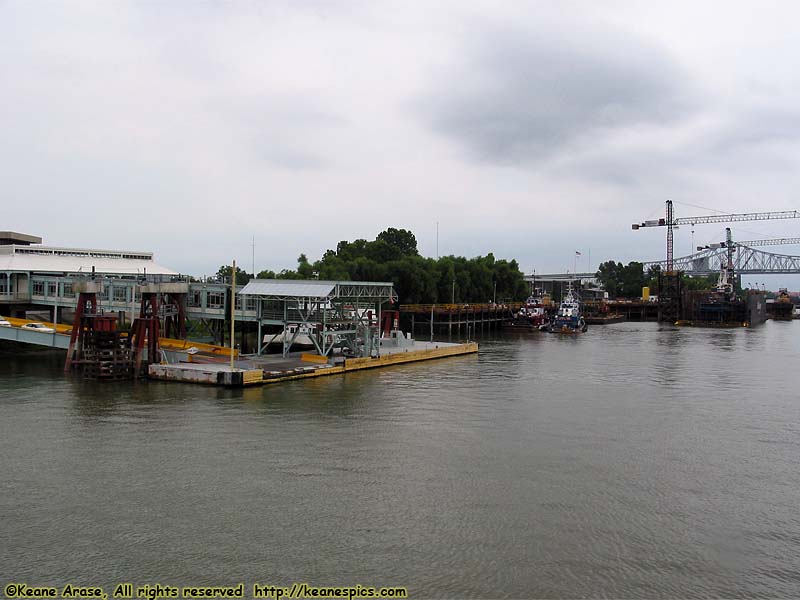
230 260 236 369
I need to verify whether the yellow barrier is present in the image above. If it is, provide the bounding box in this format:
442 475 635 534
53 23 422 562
158 337 239 358
344 342 479 371
243 369 264 385
301 353 330 365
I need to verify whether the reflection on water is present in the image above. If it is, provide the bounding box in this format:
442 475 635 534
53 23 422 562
1 322 799 597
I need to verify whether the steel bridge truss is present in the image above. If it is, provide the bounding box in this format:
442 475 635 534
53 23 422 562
642 244 800 275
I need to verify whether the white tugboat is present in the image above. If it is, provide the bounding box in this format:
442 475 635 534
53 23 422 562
545 282 587 333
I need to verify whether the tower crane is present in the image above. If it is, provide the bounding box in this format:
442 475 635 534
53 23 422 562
632 200 800 271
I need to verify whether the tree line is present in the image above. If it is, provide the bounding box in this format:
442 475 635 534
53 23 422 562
217 228 530 305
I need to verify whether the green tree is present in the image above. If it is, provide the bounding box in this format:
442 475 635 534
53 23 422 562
297 254 314 278
249 228 529 304
596 261 622 297
596 261 647 298
217 265 252 285
376 228 418 256
620 262 647 297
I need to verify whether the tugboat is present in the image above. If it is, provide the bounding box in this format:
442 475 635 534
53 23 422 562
771 288 794 321
503 290 550 331
545 282 587 333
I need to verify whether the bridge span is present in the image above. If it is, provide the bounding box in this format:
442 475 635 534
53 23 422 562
527 245 800 283
641 244 800 276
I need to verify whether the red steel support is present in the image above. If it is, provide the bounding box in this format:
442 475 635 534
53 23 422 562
64 292 97 372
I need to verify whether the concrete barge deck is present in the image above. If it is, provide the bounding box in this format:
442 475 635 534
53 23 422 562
149 340 479 387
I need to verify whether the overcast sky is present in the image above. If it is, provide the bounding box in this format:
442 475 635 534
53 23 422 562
3 1 800 286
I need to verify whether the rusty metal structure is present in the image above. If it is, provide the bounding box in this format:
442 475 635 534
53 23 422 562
130 292 161 377
64 279 135 380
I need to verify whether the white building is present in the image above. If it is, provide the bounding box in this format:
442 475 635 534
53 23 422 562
0 231 177 304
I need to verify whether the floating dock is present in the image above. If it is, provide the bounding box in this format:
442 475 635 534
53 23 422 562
583 313 625 325
149 340 478 387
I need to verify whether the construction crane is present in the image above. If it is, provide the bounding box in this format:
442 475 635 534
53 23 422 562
716 229 736 298
632 200 800 270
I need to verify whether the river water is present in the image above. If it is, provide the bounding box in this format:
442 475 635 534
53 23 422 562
1 322 799 598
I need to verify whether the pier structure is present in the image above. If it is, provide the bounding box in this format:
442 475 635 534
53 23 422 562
399 303 520 337
0 233 483 387
63 279 136 380
0 274 247 341
0 234 250 342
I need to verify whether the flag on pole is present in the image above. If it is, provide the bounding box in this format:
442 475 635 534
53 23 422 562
575 251 582 256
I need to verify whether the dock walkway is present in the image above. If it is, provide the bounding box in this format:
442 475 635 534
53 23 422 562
150 341 478 387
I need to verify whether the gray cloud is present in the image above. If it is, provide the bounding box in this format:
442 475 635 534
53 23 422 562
709 105 800 151
419 20 696 164
223 95 347 170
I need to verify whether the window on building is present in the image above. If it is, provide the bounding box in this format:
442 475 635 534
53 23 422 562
207 292 224 308
47 282 57 297
33 281 45 296
113 287 128 303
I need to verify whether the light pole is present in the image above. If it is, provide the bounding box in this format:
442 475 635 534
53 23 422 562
230 260 236 369
493 280 496 305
